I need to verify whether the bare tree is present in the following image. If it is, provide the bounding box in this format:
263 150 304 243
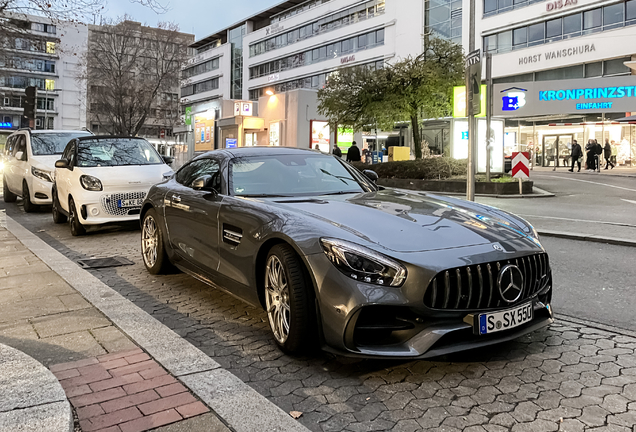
81 18 192 136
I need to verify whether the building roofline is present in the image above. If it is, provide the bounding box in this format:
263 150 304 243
189 0 308 49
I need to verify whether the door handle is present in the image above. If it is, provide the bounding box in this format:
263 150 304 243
171 194 181 203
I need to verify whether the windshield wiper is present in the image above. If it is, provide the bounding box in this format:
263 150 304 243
237 194 292 198
320 169 353 185
320 191 360 196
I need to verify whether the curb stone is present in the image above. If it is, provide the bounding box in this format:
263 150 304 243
537 229 636 248
4 215 309 432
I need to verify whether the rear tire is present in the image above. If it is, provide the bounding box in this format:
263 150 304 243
69 197 86 236
264 244 316 354
22 182 38 213
2 177 17 203
141 208 174 275
52 188 67 224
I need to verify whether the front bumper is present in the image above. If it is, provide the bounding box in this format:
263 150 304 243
305 240 554 359
74 189 147 226
29 175 53 205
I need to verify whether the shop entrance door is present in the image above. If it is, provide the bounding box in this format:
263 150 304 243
542 135 574 167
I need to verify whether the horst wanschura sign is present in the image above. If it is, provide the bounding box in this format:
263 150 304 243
493 76 636 117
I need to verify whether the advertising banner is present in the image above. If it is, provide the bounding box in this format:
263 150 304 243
311 121 330 153
194 112 215 152
336 127 354 153
453 86 487 118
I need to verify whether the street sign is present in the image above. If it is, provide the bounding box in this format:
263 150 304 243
184 107 192 126
512 152 530 179
466 49 482 116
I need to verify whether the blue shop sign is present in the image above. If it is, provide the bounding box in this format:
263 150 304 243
539 86 636 102
0 122 12 129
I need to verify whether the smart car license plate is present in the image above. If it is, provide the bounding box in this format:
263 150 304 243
478 302 533 335
117 198 143 208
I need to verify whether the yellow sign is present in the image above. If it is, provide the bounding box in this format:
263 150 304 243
194 111 215 151
453 85 486 118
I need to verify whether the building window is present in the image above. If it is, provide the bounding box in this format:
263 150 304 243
248 28 386 80
484 1 636 53
45 79 55 90
249 0 385 57
585 62 602 77
603 57 631 75
229 25 245 99
180 77 219 97
182 57 220 78
46 42 56 54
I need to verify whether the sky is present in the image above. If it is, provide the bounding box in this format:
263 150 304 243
103 0 281 39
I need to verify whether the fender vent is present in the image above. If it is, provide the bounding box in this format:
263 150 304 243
77 256 134 269
223 224 243 246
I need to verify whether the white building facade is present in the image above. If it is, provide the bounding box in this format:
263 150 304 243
0 15 88 145
478 0 636 167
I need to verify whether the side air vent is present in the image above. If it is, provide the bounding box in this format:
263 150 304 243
223 224 243 246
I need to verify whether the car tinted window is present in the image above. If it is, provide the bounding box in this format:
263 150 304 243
5 136 14 155
76 138 163 167
62 142 75 165
230 153 370 197
30 132 90 155
175 158 220 188
12 135 26 157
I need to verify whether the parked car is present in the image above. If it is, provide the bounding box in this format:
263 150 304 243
139 147 553 358
53 136 173 236
2 129 92 211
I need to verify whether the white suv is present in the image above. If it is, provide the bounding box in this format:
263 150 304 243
53 136 173 236
2 129 92 211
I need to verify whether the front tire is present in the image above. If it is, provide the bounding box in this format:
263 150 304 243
69 197 86 236
22 182 38 212
141 208 174 274
2 177 17 203
52 188 67 224
264 244 315 354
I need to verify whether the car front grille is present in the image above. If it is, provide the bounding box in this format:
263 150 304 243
423 253 550 311
100 192 146 216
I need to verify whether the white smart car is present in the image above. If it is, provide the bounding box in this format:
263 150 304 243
2 129 92 211
53 136 173 236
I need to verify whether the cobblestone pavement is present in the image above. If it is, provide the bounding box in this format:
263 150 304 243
6 207 636 432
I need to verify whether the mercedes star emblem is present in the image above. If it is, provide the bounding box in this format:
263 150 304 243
493 244 505 252
497 264 524 303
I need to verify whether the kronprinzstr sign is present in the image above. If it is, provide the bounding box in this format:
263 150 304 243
493 76 636 117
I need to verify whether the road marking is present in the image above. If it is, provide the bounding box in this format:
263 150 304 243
536 175 636 193
520 214 636 229
621 199 636 205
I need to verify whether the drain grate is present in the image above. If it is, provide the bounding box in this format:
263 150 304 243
77 256 134 269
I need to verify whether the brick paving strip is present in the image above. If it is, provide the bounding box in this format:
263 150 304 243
3 215 309 432
51 348 208 432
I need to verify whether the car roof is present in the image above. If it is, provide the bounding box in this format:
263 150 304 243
11 129 91 135
200 146 324 159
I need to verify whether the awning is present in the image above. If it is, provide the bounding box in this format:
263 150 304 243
613 115 636 122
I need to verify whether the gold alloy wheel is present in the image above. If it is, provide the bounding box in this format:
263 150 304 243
142 215 158 269
265 255 291 344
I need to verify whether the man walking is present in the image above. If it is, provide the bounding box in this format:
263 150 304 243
346 141 361 162
332 144 342 158
604 139 615 170
585 140 596 171
569 140 582 172
594 139 603 172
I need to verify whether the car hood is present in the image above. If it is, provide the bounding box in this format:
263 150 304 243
267 189 537 253
31 155 60 171
78 164 171 188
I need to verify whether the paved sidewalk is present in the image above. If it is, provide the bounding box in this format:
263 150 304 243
0 225 228 432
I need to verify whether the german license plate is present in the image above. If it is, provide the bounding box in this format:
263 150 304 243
117 198 144 208
478 302 533 335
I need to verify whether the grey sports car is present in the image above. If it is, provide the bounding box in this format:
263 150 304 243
139 147 553 358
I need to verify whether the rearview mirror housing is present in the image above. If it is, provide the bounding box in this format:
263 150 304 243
191 175 216 193
55 159 70 169
162 155 174 165
363 169 379 183
15 151 24 161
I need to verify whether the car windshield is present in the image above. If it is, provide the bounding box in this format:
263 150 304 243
31 132 91 156
230 153 371 197
76 138 163 167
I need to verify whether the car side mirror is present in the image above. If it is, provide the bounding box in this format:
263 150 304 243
363 169 379 183
191 175 216 193
162 155 174 165
15 151 24 161
55 159 70 169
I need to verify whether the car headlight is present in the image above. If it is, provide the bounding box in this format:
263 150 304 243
31 166 53 183
320 238 407 287
80 175 103 191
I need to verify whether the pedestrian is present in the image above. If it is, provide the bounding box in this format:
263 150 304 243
332 144 342 158
585 139 596 171
603 139 615 170
568 140 582 172
346 141 361 162
594 139 603 172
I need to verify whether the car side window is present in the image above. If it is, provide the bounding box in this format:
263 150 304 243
175 159 221 190
62 142 76 166
12 135 26 158
4 136 14 155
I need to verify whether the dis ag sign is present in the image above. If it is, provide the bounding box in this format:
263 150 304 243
501 87 527 111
